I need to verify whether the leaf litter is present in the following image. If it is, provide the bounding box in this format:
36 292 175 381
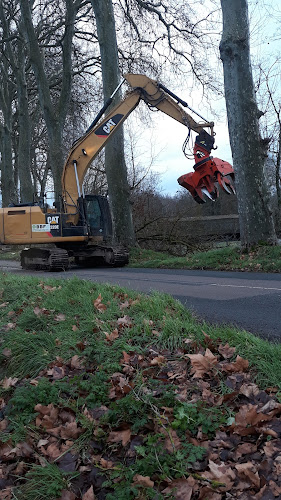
0 285 281 499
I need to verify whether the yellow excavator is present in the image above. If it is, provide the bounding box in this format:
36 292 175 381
0 74 235 271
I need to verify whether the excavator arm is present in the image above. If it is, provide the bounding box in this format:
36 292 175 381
61 74 235 222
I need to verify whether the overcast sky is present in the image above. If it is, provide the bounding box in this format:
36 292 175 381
135 0 281 196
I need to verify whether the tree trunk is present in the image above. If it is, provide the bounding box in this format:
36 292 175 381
20 0 78 199
219 0 276 249
17 41 33 203
91 0 136 246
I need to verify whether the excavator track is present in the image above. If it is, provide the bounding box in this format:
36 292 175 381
111 247 129 267
21 248 69 271
74 245 129 267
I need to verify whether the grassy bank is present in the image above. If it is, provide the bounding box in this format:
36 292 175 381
129 245 281 272
1 273 281 499
1 244 281 273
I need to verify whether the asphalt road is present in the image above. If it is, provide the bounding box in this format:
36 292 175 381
0 260 281 341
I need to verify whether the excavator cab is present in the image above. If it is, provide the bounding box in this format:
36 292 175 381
83 195 112 239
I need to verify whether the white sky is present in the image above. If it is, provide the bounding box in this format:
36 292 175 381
134 0 281 196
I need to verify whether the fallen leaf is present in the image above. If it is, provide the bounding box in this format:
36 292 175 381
108 428 131 446
187 349 218 378
70 355 83 369
100 458 114 469
2 349 12 358
33 306 42 316
54 313 66 322
132 474 154 488
82 486 96 500
104 329 119 342
222 355 249 373
218 343 236 359
162 479 193 499
1 377 19 389
150 355 165 366
93 294 106 312
119 300 130 310
235 461 260 488
60 421 83 440
117 315 133 328
59 491 76 500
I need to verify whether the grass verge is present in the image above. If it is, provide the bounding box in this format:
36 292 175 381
0 273 281 498
129 245 281 272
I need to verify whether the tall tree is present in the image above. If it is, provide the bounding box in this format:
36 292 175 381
0 1 33 203
91 0 136 246
0 55 16 206
20 0 81 196
219 0 277 248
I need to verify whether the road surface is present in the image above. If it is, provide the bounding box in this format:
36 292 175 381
0 260 280 341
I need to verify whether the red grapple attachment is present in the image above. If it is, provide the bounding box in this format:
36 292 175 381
177 130 235 204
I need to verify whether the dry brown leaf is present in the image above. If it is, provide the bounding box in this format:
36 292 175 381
108 428 131 446
239 383 260 398
93 294 106 312
2 348 11 358
117 315 133 327
100 458 114 469
72 325 79 331
3 323 16 331
162 478 193 500
82 486 96 500
0 419 7 431
1 377 19 389
60 421 83 440
121 351 131 364
54 313 66 322
132 474 154 488
150 355 165 366
119 300 130 310
198 488 222 500
70 355 83 369
218 343 236 359
60 491 76 500
235 462 260 488
0 488 12 500
187 348 218 378
104 329 119 342
37 439 49 448
45 442 61 459
222 355 249 373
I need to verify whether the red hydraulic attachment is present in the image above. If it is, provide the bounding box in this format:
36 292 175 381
177 130 235 204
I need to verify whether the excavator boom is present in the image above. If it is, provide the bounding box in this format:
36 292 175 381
62 73 235 222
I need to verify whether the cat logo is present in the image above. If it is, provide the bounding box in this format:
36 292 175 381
95 113 124 138
47 216 60 230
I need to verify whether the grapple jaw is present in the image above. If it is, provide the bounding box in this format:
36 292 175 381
177 130 235 203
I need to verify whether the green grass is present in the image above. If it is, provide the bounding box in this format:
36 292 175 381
0 249 21 260
1 273 281 498
129 244 281 272
2 243 281 273
1 273 280 388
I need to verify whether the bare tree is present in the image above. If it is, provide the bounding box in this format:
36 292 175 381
219 0 276 249
0 1 34 203
91 0 136 246
19 0 82 196
0 52 16 206
256 60 281 211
